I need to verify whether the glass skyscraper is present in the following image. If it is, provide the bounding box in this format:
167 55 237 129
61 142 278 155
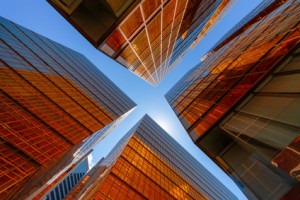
44 156 89 200
166 0 300 199
65 115 237 200
0 16 136 199
47 0 237 86
207 0 281 55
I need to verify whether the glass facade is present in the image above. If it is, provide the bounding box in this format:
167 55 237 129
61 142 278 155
25 111 133 200
207 0 278 54
44 158 89 200
199 46 300 200
166 0 299 141
66 115 237 200
47 0 236 86
0 17 136 199
166 0 300 199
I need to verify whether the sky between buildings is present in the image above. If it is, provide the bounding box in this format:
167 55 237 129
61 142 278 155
0 0 265 199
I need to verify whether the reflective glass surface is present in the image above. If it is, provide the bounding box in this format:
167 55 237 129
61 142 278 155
67 115 237 200
166 0 300 141
0 17 135 199
48 0 236 85
166 1 300 199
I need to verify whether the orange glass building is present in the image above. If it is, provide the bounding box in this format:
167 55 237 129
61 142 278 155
65 115 237 200
166 0 300 199
0 17 136 199
47 0 237 86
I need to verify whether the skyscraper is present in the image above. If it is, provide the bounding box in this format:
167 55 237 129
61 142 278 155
47 0 237 86
44 155 90 200
207 0 283 54
0 16 136 199
166 0 300 199
65 115 237 200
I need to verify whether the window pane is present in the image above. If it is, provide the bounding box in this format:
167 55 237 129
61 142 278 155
121 8 143 38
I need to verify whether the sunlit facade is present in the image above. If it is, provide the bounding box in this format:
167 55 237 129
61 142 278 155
47 0 237 86
65 115 237 200
207 0 280 54
0 17 136 199
166 0 300 199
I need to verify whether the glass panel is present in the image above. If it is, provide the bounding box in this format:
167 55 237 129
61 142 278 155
142 0 161 19
131 59 141 70
67 176 71 190
234 73 264 90
170 23 180 41
59 183 64 199
162 24 172 39
105 30 126 52
281 55 300 72
50 191 55 200
133 63 146 76
193 120 211 138
70 174 75 187
162 34 171 53
55 187 60 200
151 37 161 49
162 0 176 30
118 45 137 67
63 180 68 195
262 74 300 93
141 70 151 80
173 12 183 28
140 47 150 61
155 55 162 67
224 112 299 157
147 13 161 43
142 55 153 69
121 8 143 38
222 143 296 200
152 44 161 59
200 127 234 157
131 30 148 56
204 105 228 124
175 0 187 17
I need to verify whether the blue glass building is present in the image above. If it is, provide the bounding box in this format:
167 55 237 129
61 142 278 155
45 158 89 200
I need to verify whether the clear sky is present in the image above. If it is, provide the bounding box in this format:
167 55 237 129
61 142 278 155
0 0 264 199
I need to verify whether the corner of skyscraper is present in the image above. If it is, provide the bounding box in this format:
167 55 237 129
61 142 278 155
62 115 238 200
46 0 237 86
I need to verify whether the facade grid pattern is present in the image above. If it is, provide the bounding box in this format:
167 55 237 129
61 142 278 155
165 0 300 199
166 0 299 141
0 17 136 199
66 115 237 200
48 0 237 85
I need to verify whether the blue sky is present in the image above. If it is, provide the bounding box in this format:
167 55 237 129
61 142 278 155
0 0 264 199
